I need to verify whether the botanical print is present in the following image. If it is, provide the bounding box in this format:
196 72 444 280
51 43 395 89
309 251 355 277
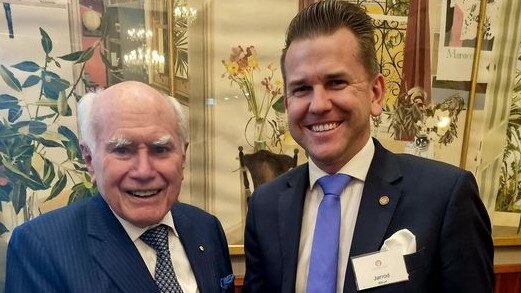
496 42 521 215
385 87 464 145
2 3 13 39
0 4 99 236
445 0 499 50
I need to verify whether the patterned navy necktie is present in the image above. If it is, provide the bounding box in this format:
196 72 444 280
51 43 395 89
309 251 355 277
307 174 352 293
140 224 184 293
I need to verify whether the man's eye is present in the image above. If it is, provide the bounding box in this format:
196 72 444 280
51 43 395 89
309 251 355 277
152 146 170 154
112 146 130 155
328 80 347 89
291 86 311 97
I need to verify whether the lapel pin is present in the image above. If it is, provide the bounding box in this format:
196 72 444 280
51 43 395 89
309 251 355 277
199 245 205 252
379 195 390 206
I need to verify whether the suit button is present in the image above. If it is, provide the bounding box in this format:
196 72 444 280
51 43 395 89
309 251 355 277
379 195 390 206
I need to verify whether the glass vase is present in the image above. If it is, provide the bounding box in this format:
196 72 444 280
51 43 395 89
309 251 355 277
253 117 267 151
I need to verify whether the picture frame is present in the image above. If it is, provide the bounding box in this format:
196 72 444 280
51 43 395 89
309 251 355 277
148 0 171 94
147 0 189 104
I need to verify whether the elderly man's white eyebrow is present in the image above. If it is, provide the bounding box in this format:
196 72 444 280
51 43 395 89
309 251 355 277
107 136 132 148
151 135 173 146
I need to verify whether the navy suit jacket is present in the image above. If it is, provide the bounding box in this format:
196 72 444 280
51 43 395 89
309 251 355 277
244 140 493 292
6 196 234 293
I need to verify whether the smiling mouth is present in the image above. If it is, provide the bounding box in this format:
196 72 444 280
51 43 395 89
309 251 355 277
309 122 339 132
126 189 162 198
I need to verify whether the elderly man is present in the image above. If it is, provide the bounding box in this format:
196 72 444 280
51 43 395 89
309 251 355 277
6 81 234 293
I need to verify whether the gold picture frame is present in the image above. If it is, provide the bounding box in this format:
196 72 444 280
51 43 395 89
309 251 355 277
148 0 189 105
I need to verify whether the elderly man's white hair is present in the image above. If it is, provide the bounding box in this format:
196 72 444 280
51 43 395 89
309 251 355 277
77 88 189 153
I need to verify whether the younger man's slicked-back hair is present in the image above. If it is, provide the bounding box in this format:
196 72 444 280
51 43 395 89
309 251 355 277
281 0 379 82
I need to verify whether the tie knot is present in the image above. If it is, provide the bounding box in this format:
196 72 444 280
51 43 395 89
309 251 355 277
140 224 169 253
317 173 351 197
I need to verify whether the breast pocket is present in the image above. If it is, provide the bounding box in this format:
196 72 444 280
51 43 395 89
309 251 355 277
404 247 426 275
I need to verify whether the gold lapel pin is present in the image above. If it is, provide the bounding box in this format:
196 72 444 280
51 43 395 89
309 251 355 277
199 245 205 252
379 195 390 206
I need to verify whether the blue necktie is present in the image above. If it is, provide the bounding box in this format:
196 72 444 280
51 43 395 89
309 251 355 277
140 225 184 293
307 174 352 293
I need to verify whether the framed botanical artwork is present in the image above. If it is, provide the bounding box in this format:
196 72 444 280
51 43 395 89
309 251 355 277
473 1 521 245
0 0 100 287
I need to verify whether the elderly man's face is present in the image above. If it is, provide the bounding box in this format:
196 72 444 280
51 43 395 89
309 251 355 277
83 83 187 228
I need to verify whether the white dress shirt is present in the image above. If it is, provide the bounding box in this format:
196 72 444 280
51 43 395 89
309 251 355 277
295 138 375 293
113 211 199 293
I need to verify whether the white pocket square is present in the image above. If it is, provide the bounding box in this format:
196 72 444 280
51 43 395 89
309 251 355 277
380 229 416 255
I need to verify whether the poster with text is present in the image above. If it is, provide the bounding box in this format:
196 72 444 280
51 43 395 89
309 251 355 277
436 0 499 82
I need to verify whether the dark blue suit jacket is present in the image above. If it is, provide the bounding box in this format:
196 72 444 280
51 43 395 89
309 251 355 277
6 196 234 293
244 140 493 292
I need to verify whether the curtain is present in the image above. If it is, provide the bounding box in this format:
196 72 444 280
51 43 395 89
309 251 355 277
399 0 432 104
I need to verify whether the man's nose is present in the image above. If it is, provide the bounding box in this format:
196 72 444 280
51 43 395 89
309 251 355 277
130 150 156 179
309 87 333 113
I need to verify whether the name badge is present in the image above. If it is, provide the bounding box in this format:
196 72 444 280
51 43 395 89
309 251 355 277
351 250 409 290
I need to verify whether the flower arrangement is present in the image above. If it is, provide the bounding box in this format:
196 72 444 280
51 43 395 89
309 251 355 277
222 45 285 151
385 87 464 145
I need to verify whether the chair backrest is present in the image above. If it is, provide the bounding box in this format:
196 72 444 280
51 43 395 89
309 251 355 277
238 146 299 191
237 147 299 234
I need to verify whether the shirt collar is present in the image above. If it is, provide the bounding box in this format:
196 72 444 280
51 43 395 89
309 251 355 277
112 209 179 242
308 137 375 190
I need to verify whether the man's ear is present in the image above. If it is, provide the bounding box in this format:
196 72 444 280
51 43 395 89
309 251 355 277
182 142 189 169
370 73 385 117
80 142 96 183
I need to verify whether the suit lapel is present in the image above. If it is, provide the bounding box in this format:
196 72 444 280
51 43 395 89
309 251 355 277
278 165 309 293
87 196 157 293
344 140 403 292
172 205 217 293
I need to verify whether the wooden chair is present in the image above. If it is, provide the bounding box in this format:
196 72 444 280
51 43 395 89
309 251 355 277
238 146 299 206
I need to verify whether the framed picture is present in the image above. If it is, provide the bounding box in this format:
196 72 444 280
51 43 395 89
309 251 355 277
146 0 190 104
80 0 104 37
148 0 171 93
